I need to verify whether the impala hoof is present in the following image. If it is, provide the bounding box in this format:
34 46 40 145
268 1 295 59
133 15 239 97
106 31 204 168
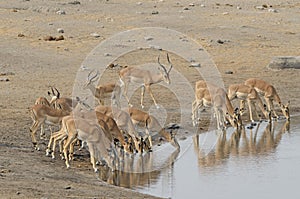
45 149 51 156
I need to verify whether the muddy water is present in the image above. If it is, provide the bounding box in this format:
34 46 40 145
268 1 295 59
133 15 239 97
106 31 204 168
97 115 300 199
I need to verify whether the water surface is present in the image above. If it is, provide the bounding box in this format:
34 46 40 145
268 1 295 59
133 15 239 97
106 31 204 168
98 115 300 199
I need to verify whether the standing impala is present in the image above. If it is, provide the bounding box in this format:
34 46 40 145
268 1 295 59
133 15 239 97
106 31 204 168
30 104 70 150
84 70 120 105
244 78 290 120
48 87 77 111
119 53 173 108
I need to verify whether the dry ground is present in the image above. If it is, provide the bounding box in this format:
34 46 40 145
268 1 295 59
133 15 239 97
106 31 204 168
0 0 299 198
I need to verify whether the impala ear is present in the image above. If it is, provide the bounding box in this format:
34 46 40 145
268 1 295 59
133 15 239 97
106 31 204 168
286 101 290 107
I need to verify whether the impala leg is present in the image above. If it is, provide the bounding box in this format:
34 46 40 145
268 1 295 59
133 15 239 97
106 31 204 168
87 142 98 172
52 133 67 159
141 85 145 109
122 81 132 107
145 128 153 151
46 130 60 156
30 120 41 150
69 138 78 161
265 97 278 119
239 100 246 115
145 85 159 108
63 135 76 169
40 124 45 139
251 100 261 121
247 99 254 122
59 137 67 160
191 100 198 126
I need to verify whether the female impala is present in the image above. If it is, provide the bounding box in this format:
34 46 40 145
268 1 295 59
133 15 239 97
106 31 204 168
126 107 180 149
192 80 241 129
245 78 289 120
228 83 270 122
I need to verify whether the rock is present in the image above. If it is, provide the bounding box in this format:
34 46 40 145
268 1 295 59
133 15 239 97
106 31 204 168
268 8 278 13
189 3 195 7
267 56 300 70
18 33 25 37
43 35 64 41
149 45 162 50
151 11 159 15
55 35 64 41
144 36 153 41
217 39 224 44
0 72 15 76
190 63 201 67
255 6 265 10
57 28 64 33
183 7 189 10
105 17 114 22
90 33 101 38
43 36 55 41
68 1 80 5
237 6 242 10
225 71 233 74
56 10 66 15
107 63 116 68
0 78 9 82
217 39 230 44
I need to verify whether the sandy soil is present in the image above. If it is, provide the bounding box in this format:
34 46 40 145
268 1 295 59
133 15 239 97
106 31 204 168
0 0 299 198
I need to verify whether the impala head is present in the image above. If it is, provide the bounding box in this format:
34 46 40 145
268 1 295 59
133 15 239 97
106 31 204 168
48 87 60 108
226 108 242 128
157 53 173 84
159 129 180 149
280 101 290 120
84 70 100 88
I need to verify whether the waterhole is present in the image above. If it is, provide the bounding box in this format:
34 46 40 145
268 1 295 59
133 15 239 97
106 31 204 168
96 115 300 199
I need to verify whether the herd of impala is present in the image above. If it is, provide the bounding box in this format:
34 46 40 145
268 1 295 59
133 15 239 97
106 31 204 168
29 53 290 173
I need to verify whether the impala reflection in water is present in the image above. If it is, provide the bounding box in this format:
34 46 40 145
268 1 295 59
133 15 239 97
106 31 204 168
93 118 298 199
193 120 290 169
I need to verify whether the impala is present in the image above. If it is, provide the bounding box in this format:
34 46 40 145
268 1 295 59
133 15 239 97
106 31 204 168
95 105 143 153
29 104 70 150
48 87 78 111
126 107 180 149
192 80 241 129
119 53 173 108
245 78 290 120
47 110 134 159
228 83 270 122
84 70 120 105
61 116 116 172
34 96 51 139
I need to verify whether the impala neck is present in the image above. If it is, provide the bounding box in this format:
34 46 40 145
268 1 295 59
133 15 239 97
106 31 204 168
225 95 235 116
273 92 282 105
149 72 164 85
